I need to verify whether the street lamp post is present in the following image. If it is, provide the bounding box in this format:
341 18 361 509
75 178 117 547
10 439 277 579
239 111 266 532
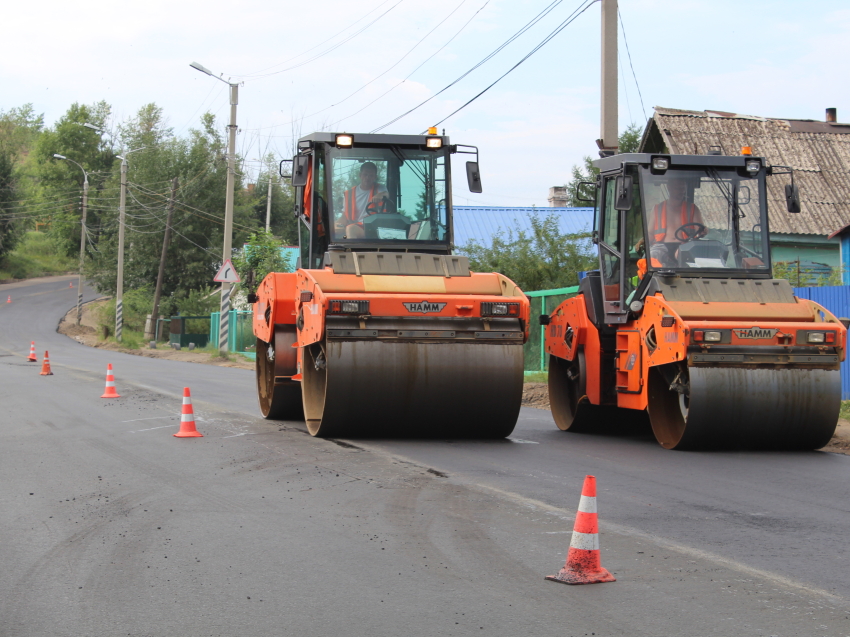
114 147 145 342
54 154 88 326
190 61 239 354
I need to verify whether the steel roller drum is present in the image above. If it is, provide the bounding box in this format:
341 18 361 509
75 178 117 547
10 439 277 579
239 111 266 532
648 366 840 450
302 339 524 438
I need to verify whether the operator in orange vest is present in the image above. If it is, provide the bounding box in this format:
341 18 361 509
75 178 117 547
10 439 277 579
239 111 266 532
637 176 705 268
336 162 390 239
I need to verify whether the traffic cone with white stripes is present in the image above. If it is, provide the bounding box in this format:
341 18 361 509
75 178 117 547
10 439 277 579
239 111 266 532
40 351 53 376
174 387 203 438
6 295 10 303
546 475 616 585
100 364 120 398
27 341 37 362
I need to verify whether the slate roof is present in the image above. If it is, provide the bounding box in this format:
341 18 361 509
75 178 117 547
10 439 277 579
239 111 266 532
640 107 850 236
452 206 594 249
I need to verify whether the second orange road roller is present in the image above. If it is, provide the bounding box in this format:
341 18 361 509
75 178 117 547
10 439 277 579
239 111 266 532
543 150 846 450
251 130 530 438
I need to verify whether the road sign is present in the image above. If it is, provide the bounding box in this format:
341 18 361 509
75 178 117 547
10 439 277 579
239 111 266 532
214 259 241 283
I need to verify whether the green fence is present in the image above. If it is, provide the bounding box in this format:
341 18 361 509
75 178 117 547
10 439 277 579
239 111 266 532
524 285 579 372
210 311 257 359
208 287 578 368
169 315 211 349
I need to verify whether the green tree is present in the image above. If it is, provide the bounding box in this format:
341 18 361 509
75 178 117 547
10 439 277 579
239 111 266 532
563 123 644 206
232 230 292 295
459 212 595 292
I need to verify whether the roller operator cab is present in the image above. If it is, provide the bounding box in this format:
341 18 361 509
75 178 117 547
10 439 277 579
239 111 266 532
544 153 846 450
252 132 530 438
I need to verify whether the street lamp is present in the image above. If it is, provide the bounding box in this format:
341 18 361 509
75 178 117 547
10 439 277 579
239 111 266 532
114 147 145 342
190 60 239 354
53 154 88 326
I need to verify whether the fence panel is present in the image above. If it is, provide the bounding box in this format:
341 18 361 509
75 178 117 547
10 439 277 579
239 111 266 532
524 286 579 372
794 285 850 399
210 311 256 359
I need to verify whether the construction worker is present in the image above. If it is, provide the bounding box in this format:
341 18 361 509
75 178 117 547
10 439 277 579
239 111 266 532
336 162 390 239
637 176 705 267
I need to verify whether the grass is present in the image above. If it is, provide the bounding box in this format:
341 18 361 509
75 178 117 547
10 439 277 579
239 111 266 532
840 401 850 422
523 371 548 383
0 231 76 280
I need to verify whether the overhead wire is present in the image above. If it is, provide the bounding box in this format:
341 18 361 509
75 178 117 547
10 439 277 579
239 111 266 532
235 0 398 78
370 0 584 133
426 0 599 130
237 0 406 80
618 7 647 121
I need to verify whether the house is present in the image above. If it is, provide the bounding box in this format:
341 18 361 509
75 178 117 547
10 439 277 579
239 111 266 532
452 206 594 250
639 107 849 276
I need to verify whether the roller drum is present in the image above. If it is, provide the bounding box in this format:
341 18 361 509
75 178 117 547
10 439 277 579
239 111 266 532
302 339 523 438
648 365 840 450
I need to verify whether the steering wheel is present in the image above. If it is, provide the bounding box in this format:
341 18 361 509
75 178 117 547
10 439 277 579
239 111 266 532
674 222 706 242
365 198 389 215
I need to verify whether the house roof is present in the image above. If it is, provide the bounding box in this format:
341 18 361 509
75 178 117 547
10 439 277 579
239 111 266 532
452 206 594 248
639 107 850 236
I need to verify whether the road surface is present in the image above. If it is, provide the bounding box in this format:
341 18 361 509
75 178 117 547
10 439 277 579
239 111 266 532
1 276 848 636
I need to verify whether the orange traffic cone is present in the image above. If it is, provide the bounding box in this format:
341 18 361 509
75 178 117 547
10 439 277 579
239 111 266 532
6 295 10 303
546 475 616 585
27 341 37 362
40 351 53 376
174 387 203 438
100 364 121 398
69 281 73 288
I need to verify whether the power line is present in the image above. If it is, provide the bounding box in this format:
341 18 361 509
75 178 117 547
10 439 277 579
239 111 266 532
427 0 598 130
618 7 647 121
237 0 406 80
371 0 581 133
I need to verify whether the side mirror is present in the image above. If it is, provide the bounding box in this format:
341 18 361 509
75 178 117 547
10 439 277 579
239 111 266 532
785 183 801 213
291 155 310 187
737 185 751 205
576 180 597 205
466 161 482 193
614 175 633 211
279 159 293 179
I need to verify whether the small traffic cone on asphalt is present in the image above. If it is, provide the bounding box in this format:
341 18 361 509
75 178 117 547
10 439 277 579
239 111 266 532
174 387 203 438
39 351 53 376
100 364 121 398
6 295 10 303
546 475 616 585
27 341 37 362
69 281 73 288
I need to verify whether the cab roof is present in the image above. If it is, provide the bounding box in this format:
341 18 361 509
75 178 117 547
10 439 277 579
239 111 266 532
592 153 762 173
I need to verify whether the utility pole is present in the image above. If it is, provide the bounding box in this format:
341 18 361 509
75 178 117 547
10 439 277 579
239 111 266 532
597 0 618 157
115 147 145 342
116 159 127 341
148 177 179 341
219 82 238 354
190 61 239 354
265 173 274 232
53 154 89 326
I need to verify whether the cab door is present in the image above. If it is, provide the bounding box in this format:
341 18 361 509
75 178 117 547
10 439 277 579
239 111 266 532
597 176 629 324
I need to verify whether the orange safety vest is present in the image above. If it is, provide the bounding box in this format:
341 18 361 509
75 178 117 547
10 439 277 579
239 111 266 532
343 185 376 222
652 201 696 243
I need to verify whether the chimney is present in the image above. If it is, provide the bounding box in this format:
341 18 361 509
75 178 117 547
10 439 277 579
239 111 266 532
548 186 568 207
826 108 837 123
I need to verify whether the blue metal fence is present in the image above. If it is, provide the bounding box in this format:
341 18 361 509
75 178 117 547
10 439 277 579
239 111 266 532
793 285 850 399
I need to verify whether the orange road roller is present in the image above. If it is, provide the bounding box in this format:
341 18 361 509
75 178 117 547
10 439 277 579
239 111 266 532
543 151 847 449
251 131 530 438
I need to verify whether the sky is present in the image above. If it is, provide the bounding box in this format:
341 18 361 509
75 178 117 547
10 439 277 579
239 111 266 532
2 0 848 207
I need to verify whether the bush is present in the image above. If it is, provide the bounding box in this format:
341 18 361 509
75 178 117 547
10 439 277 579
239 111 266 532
96 286 153 336
0 231 76 280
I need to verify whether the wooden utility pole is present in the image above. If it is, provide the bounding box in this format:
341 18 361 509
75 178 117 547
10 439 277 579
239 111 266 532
147 177 178 340
597 0 618 157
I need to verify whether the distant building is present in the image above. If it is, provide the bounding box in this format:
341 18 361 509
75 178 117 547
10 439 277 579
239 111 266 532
640 106 849 275
452 206 593 249
548 187 569 207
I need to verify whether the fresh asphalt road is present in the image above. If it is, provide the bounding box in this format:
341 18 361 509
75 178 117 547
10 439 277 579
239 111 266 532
1 276 849 637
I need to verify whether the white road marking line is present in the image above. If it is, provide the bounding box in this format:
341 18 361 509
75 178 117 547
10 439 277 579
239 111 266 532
121 415 174 423
508 438 539 444
129 425 176 433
